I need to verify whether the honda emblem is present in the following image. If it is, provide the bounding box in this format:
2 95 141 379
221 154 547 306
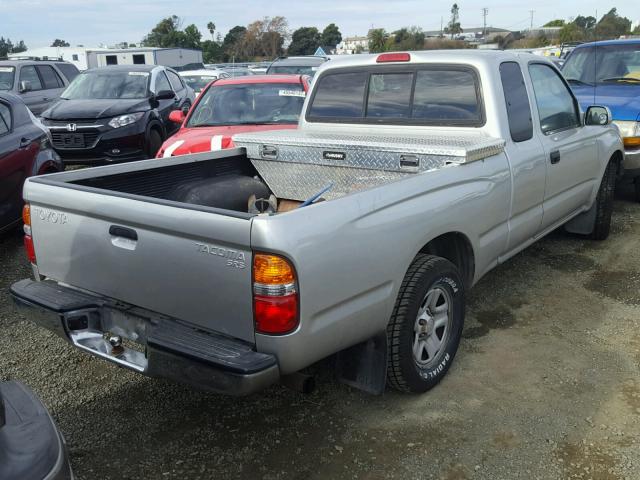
66 123 77 132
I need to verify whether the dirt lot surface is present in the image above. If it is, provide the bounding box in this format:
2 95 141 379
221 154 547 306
1 187 640 480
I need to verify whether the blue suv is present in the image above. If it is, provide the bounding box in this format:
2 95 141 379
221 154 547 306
562 39 640 200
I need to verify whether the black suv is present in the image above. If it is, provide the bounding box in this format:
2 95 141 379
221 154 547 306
0 60 79 115
40 65 195 164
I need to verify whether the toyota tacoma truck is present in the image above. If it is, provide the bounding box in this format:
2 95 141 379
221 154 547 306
11 51 623 395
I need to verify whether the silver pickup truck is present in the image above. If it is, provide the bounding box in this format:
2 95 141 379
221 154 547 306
11 51 623 396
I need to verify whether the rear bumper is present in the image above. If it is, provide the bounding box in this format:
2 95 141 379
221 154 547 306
0 381 73 480
10 279 279 396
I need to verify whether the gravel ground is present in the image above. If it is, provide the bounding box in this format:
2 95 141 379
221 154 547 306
1 186 640 480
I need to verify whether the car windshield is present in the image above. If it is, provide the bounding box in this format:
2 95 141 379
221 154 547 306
562 43 640 85
187 82 306 127
61 71 150 99
182 74 218 92
269 65 318 76
0 66 15 90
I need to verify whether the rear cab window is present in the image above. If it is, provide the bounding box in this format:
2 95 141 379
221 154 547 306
307 64 484 126
36 65 64 89
0 66 15 91
55 63 80 82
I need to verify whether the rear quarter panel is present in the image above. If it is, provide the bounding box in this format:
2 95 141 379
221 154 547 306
252 153 511 373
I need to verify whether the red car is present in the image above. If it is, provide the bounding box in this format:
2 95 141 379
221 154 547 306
156 74 310 158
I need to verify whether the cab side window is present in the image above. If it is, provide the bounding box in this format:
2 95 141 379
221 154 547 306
0 102 11 135
528 63 580 134
500 62 533 142
19 66 43 91
155 72 172 93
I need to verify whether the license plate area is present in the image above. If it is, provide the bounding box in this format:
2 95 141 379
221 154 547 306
63 307 148 372
61 133 85 148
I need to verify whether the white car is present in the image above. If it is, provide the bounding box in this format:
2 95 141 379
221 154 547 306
179 69 229 96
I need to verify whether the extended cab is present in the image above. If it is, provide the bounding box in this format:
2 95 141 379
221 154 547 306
11 51 623 395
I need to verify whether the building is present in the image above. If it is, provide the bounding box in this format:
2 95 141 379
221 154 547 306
9 46 203 71
335 36 369 55
88 48 203 69
8 46 110 70
424 26 512 42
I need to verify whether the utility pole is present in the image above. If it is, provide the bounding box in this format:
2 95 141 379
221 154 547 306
440 16 443 37
481 8 488 38
529 10 535 30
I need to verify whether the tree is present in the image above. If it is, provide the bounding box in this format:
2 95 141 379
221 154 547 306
51 39 70 47
201 40 222 63
183 24 202 49
11 40 27 54
207 22 216 41
595 8 632 40
222 25 247 61
444 4 462 39
288 27 321 55
559 23 584 43
574 15 596 30
634 24 640 35
141 16 182 47
386 26 426 51
321 23 342 48
0 38 13 58
262 16 288 59
368 28 388 53
141 16 202 49
543 19 565 27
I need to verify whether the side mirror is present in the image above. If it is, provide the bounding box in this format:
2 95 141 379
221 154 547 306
585 106 612 126
155 89 176 100
19 80 31 93
169 109 185 124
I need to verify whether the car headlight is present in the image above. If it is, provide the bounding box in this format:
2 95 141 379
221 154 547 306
108 112 144 129
612 120 640 149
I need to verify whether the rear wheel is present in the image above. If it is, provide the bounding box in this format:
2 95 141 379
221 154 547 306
146 128 162 158
387 254 465 393
634 178 640 203
589 160 617 240
181 102 192 115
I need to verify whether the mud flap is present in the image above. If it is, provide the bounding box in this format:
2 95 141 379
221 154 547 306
564 203 597 235
336 332 387 395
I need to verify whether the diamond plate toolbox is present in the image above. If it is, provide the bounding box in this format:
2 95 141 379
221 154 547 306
233 130 505 201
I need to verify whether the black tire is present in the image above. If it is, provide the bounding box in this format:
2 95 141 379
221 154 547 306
182 102 192 115
589 160 617 240
634 178 640 203
387 254 465 393
146 128 163 158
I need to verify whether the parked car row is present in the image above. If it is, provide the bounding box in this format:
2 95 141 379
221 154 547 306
1 42 637 480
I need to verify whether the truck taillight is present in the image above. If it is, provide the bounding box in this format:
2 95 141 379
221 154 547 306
253 253 299 334
22 204 36 264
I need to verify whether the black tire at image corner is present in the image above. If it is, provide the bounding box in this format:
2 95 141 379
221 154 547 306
386 254 465 394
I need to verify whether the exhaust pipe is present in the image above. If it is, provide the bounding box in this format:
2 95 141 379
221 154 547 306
281 372 316 394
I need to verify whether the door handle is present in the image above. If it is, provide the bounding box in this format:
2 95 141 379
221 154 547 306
550 150 561 164
109 225 138 241
19 138 31 148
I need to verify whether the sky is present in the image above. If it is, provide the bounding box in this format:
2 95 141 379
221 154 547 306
1 0 638 48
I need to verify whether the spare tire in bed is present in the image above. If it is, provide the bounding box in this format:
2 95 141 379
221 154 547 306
166 174 270 211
